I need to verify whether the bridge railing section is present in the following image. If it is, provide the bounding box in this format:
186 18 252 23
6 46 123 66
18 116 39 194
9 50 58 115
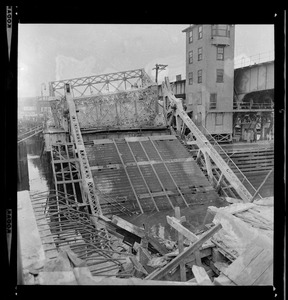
234 51 274 69
198 124 260 197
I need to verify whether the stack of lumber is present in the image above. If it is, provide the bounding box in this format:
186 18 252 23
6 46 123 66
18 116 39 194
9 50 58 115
213 234 273 285
208 197 273 258
208 197 273 285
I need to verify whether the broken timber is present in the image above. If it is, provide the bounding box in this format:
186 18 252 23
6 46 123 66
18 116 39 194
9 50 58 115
111 215 168 255
191 265 213 285
167 216 198 243
174 207 186 281
145 223 222 280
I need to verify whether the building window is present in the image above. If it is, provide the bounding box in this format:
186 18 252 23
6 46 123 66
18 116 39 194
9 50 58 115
212 24 230 37
198 47 203 61
210 93 217 109
198 25 203 39
188 72 193 85
197 70 202 83
216 69 224 83
216 113 224 125
189 30 193 43
217 46 224 60
189 50 193 64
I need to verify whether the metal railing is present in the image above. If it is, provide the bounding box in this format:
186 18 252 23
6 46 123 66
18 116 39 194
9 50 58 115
233 101 274 110
199 125 261 198
17 125 43 143
234 51 274 69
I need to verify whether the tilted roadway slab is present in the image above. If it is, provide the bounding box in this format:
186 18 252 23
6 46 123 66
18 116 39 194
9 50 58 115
85 135 219 215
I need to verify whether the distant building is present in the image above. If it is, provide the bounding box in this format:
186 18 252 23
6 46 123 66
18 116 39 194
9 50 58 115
18 97 38 119
182 24 235 142
18 96 51 119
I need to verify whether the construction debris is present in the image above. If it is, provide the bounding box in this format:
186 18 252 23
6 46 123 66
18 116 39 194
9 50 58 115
191 265 213 285
144 224 222 280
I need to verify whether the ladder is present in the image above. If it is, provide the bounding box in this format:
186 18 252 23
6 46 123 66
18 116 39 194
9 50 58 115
162 77 253 203
64 83 103 216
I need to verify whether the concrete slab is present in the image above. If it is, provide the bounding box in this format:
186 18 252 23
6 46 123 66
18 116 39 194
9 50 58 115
18 190 46 270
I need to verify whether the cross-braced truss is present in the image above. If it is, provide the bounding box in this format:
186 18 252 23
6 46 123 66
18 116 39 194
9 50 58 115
161 77 262 202
51 142 135 218
49 68 155 98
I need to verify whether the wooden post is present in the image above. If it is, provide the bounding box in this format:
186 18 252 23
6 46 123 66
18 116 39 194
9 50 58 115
175 207 186 281
145 223 222 281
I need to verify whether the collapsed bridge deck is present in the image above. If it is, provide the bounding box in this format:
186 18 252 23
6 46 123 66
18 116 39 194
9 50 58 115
85 134 218 215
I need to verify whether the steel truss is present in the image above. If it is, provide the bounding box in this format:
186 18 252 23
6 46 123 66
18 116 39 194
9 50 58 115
51 142 134 218
162 77 262 202
51 143 85 207
49 68 155 98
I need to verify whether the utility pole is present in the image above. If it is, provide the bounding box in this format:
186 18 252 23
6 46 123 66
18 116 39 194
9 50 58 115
153 63 168 84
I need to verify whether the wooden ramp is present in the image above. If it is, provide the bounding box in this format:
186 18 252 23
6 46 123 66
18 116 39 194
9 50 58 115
85 135 219 215
216 237 273 285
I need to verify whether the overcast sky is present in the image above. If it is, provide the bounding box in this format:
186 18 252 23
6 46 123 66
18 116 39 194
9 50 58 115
18 24 274 98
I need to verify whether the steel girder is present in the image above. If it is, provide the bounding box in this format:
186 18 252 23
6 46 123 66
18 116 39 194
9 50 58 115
161 77 259 203
49 68 155 98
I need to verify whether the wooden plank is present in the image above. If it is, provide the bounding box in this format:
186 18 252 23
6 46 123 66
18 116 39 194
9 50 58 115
38 271 78 285
233 249 273 285
149 135 177 140
125 136 149 142
175 207 186 282
124 157 194 167
211 240 238 261
252 262 273 285
167 216 198 243
191 265 213 285
111 215 145 237
146 235 169 255
138 246 153 273
138 190 175 199
213 274 237 286
223 244 264 281
93 139 114 144
208 203 255 215
194 250 202 266
145 223 222 280
130 256 148 277
184 248 212 266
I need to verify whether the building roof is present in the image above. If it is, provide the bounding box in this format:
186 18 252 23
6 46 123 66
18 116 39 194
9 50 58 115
182 25 195 33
